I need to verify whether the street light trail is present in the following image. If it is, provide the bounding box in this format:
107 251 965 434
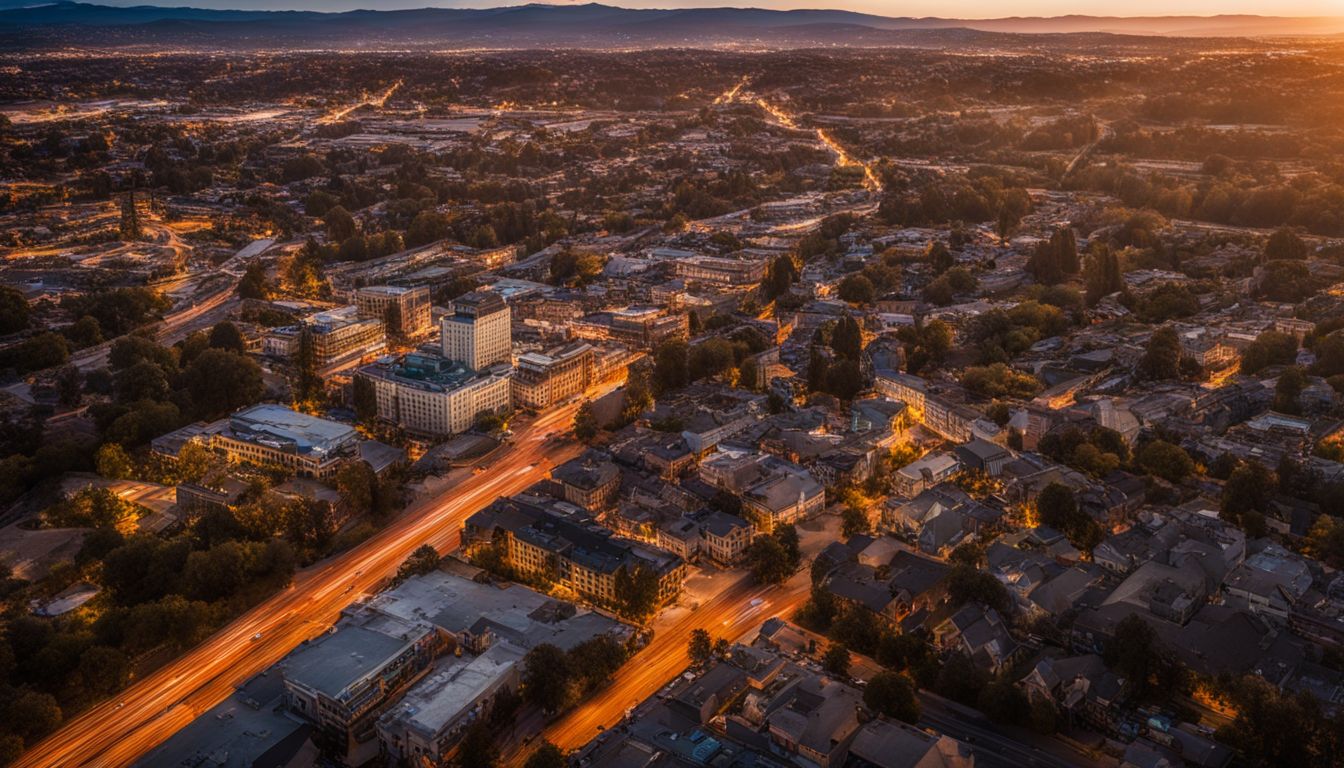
13 389 609 768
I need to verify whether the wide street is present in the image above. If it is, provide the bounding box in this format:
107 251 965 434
14 396 595 768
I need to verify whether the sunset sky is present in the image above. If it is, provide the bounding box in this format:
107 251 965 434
85 0 1344 19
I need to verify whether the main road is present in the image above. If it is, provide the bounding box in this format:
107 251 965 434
15 394 600 768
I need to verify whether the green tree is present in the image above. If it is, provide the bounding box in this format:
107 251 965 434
4 690 62 743
323 205 356 242
762 254 799 299
1138 326 1182 381
1104 614 1182 701
183 349 263 419
115 360 171 403
55 363 82 406
946 564 1011 614
353 374 378 425
864 671 921 723
841 505 870 538
1274 366 1307 415
613 563 661 621
807 345 830 393
522 743 567 768
1084 243 1123 306
237 261 270 300
1241 331 1298 375
15 332 69 371
652 340 689 395
0 285 31 335
336 460 376 516
522 643 575 714
688 628 713 667
396 544 440 581
573 402 598 443
1137 440 1195 483
1221 461 1274 537
95 443 135 480
831 314 863 361
207 321 246 353
455 719 498 768
1035 481 1104 553
176 440 214 484
977 680 1029 725
838 274 876 305
1264 226 1307 261
293 325 320 402
822 644 851 677
119 191 141 241
927 241 955 274
745 535 792 584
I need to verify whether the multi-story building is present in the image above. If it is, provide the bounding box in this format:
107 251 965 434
209 404 359 479
894 451 962 497
701 446 825 531
279 611 439 740
356 285 432 338
463 497 686 610
551 454 621 511
573 306 688 351
375 643 523 765
263 305 386 367
512 342 594 410
672 254 769 289
700 512 753 565
356 352 511 438
441 291 511 370
876 370 1001 444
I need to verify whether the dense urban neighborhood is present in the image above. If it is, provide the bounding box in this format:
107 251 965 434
3 6 1344 768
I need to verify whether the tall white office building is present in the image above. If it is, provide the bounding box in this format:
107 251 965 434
441 291 511 370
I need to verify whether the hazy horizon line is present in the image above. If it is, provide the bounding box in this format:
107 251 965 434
37 0 1344 22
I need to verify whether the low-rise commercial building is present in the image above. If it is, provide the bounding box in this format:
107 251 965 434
672 253 768 289
209 404 359 479
279 611 439 740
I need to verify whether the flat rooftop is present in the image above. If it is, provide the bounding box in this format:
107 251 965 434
226 404 358 459
365 570 629 652
359 352 499 393
136 674 312 768
279 622 418 700
358 284 424 297
379 642 525 737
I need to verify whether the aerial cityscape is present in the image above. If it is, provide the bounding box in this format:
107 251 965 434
3 3 1344 768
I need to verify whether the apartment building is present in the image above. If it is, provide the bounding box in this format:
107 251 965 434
701 446 825 532
876 370 1001 444
512 342 594 410
441 291 511 370
573 306 688 351
263 305 386 367
463 497 686 610
356 285 432 338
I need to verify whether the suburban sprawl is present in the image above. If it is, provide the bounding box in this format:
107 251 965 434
2 12 1344 768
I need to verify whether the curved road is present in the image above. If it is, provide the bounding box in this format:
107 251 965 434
15 399 593 768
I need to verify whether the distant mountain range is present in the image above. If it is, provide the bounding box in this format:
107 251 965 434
0 1 1341 49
